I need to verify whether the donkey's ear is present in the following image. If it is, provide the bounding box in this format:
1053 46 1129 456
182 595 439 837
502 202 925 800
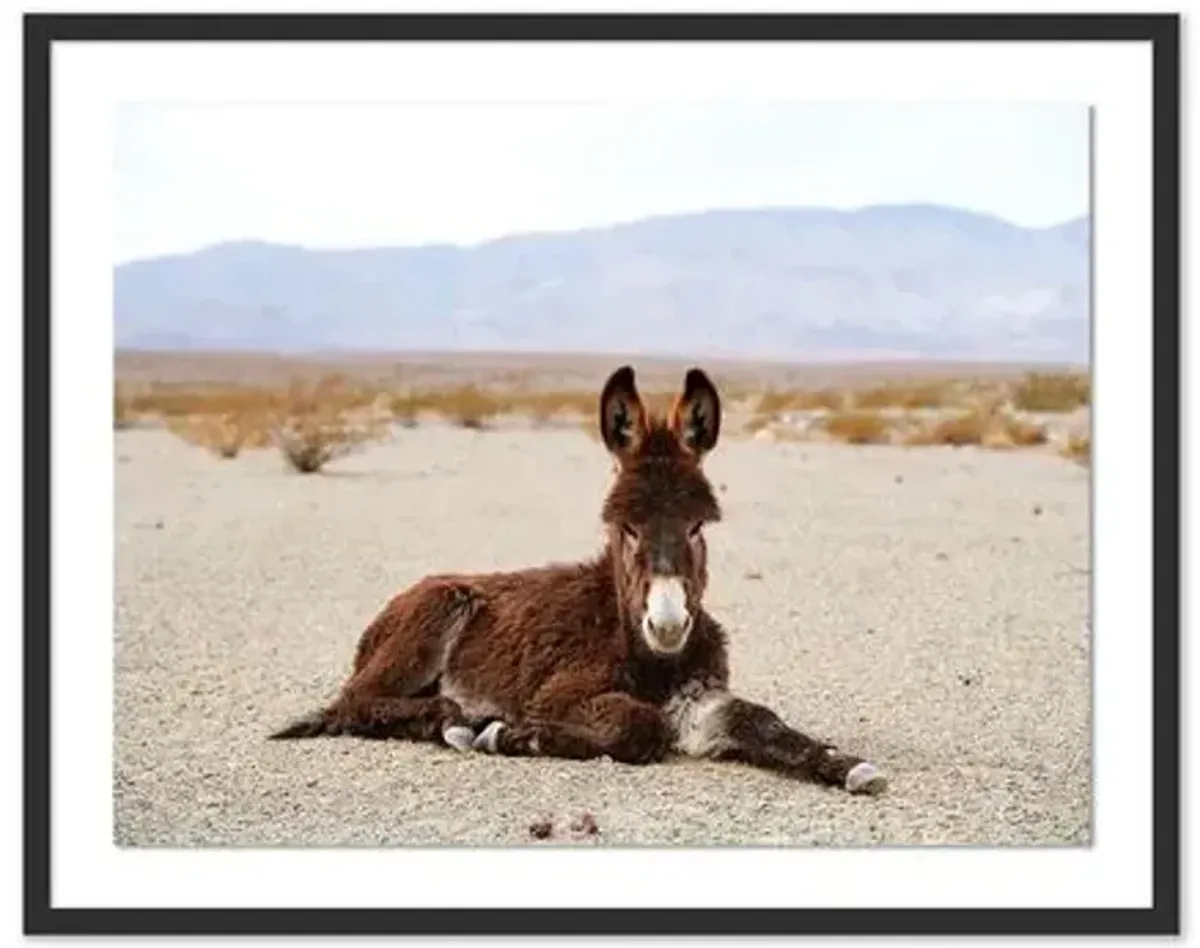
599 365 648 459
670 368 721 459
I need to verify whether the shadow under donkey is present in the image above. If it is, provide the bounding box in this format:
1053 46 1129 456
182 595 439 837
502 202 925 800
270 365 886 795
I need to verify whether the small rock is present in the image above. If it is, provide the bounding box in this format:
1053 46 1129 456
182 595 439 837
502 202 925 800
894 475 904 484
1033 505 1043 516
935 552 949 561
569 812 600 837
744 570 764 581
305 778 318 788
154 520 164 530
529 818 554 840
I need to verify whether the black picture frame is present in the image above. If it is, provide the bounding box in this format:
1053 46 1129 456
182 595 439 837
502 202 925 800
23 11 1181 937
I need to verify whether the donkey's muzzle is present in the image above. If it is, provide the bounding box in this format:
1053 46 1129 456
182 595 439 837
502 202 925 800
641 576 693 654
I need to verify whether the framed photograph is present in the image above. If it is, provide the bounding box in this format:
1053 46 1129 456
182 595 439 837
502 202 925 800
24 10 1180 937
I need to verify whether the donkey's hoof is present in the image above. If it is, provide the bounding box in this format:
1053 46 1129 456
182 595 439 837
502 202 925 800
845 762 887 795
442 725 477 752
472 720 507 753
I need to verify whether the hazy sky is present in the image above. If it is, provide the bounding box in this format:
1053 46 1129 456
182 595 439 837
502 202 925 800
114 102 1089 264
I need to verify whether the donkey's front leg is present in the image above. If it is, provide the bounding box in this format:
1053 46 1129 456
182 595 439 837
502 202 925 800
466 692 672 766
669 687 886 794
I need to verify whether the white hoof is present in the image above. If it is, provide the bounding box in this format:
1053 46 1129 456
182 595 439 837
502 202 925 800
472 721 507 753
846 762 887 795
442 725 476 751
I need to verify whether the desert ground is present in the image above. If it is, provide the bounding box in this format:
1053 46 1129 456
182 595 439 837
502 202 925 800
113 360 1091 847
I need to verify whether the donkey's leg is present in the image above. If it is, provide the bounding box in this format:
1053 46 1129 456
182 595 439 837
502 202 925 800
350 576 482 684
470 692 672 766
269 577 481 743
668 687 886 794
325 694 470 742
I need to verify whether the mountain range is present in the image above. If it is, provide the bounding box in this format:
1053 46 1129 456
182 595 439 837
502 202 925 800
113 204 1090 363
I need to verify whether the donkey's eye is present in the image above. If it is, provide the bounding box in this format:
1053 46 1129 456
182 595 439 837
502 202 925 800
687 523 704 542
621 525 641 544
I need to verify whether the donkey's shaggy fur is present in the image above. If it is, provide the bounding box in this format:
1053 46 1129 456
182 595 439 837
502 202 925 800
271 366 885 794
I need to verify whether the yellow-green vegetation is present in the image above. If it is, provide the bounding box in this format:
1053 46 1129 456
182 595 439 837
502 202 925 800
428 384 502 429
114 389 136 430
510 390 596 425
115 366 1081 463
820 410 893 445
754 386 844 415
903 409 1048 450
273 411 389 473
1061 433 1091 465
851 380 949 410
1010 371 1090 412
166 412 273 459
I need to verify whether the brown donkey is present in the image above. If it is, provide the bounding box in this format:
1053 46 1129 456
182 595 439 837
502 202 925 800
270 366 886 795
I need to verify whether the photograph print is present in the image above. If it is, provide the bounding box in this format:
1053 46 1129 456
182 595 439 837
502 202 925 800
113 98 1092 850
28 10 1179 937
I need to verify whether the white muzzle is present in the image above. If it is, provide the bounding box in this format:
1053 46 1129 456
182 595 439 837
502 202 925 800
641 576 693 654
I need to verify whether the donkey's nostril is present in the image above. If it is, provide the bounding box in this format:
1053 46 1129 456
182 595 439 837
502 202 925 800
654 613 692 636
643 610 693 649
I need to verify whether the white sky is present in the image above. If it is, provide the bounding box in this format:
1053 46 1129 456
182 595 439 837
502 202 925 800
114 101 1089 264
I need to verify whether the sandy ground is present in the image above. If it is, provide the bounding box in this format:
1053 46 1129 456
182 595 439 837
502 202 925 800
114 425 1091 847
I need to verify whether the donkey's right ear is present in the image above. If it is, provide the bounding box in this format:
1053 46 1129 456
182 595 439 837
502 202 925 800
598 365 647 460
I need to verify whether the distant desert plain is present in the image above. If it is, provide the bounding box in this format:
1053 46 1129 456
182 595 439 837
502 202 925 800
114 349 1091 846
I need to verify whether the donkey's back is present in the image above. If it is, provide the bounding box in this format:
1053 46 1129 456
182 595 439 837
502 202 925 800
356 558 630 708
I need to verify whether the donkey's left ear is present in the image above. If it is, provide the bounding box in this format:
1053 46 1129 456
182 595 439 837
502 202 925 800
670 368 721 459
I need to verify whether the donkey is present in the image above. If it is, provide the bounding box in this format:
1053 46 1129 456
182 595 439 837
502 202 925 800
270 365 886 795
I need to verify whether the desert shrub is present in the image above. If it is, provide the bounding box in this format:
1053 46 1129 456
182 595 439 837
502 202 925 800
754 387 843 416
429 384 503 429
283 373 379 417
820 410 892 445
260 375 393 472
1001 416 1049 448
1010 372 1090 412
1061 433 1091 465
852 380 949 410
978 416 1048 451
905 410 991 447
790 388 844 411
114 390 136 430
128 383 282 420
164 411 272 459
389 391 427 428
272 410 388 474
199 415 249 459
512 389 595 426
905 409 1048 450
753 388 793 416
